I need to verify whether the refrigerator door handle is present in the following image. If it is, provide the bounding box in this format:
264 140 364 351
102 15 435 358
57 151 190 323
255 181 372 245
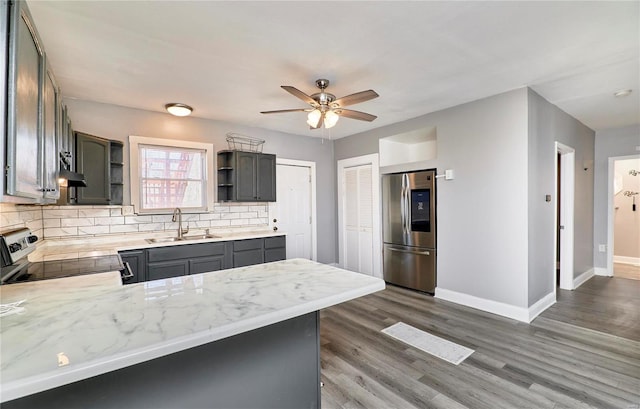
403 173 411 233
387 247 431 256
400 174 407 234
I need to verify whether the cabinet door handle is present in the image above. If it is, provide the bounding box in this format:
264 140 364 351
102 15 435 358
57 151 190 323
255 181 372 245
121 262 134 280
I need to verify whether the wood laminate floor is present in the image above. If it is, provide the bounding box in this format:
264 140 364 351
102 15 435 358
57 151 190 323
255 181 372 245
614 263 640 281
320 277 640 409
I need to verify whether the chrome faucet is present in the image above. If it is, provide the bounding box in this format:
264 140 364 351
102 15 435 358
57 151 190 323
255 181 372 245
172 208 189 239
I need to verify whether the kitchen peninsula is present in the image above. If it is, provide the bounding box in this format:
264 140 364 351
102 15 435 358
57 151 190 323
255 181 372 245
0 258 385 408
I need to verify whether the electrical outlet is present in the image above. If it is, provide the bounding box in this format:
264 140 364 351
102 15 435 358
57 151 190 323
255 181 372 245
598 244 606 252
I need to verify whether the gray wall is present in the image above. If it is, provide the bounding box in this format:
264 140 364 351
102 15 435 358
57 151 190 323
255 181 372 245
64 99 337 264
336 88 531 308
594 125 640 270
527 89 595 305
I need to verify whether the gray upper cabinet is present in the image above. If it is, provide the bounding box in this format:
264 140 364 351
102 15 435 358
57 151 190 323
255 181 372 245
236 151 258 201
217 150 276 202
5 0 45 201
3 0 61 203
75 132 111 204
256 153 276 202
42 67 60 200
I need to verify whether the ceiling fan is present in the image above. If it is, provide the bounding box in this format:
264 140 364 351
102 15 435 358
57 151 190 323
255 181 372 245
260 79 379 129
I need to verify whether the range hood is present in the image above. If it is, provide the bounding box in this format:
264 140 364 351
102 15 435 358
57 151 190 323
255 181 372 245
58 152 87 187
58 168 87 187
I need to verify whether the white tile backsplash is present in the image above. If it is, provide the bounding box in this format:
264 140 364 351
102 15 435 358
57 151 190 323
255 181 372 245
43 209 79 219
79 208 111 218
78 226 110 235
94 216 124 226
138 223 165 232
43 218 61 228
0 204 44 238
61 218 94 227
109 224 140 234
37 204 268 239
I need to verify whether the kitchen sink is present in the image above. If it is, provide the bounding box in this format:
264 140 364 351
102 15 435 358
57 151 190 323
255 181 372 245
146 237 183 243
146 234 220 244
183 234 221 240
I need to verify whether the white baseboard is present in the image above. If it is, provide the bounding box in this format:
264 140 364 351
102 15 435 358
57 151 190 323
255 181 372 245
594 267 612 277
435 288 531 323
327 262 339 267
614 255 640 266
527 292 556 322
573 268 594 289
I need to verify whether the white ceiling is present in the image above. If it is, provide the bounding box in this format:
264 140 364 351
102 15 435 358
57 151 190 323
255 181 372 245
27 1 639 140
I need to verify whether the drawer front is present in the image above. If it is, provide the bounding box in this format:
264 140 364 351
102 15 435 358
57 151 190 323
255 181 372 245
148 260 189 281
264 236 285 249
233 249 264 268
189 255 225 275
148 242 226 263
233 238 263 252
264 247 286 263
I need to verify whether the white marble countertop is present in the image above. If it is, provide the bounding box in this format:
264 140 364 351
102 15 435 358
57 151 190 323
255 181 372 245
0 259 384 402
27 229 286 262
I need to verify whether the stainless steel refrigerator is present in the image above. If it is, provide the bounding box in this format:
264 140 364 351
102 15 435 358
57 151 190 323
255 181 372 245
382 170 436 293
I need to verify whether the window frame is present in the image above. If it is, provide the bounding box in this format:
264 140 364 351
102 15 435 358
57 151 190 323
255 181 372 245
129 135 215 214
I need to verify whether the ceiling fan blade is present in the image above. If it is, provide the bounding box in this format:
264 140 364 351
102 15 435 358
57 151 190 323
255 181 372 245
331 90 379 108
260 108 310 114
314 112 324 129
281 86 318 106
336 109 377 122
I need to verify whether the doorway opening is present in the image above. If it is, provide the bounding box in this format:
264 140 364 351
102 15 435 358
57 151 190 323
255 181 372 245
555 142 575 290
610 156 640 280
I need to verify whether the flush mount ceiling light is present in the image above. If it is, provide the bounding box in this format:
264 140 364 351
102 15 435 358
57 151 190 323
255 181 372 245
614 89 632 98
165 103 193 116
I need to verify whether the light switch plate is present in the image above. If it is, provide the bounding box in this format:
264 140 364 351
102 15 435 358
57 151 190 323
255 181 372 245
598 244 606 252
445 169 455 180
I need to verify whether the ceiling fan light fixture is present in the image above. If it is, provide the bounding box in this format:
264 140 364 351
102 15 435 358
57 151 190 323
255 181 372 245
324 110 339 129
306 109 321 127
165 103 193 116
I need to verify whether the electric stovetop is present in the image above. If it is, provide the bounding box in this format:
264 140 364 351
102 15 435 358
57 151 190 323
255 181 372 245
2 255 124 284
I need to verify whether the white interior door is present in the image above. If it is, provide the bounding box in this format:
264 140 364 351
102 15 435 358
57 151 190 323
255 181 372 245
556 142 575 290
338 153 381 278
344 165 374 274
269 160 316 260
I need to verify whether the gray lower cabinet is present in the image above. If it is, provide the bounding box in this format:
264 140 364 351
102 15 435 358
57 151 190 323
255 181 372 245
189 255 226 275
3 311 320 409
233 238 264 267
120 237 285 284
144 241 231 282
148 260 189 281
264 236 286 263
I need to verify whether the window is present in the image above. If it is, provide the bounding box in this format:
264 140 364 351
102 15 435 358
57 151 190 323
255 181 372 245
129 136 215 213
